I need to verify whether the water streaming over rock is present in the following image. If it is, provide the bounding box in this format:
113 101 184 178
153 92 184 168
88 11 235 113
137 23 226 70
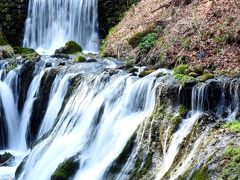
0 56 239 179
23 0 99 54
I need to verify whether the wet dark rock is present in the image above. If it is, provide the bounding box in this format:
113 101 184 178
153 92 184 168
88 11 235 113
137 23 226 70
0 152 14 166
0 101 7 149
104 133 136 179
15 155 29 179
51 54 70 59
58 61 66 66
26 69 58 147
86 58 97 63
45 62 52 68
157 80 180 108
198 113 217 126
18 61 35 112
51 156 80 180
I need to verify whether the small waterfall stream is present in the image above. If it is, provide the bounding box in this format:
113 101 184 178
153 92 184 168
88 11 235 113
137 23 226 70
23 0 99 54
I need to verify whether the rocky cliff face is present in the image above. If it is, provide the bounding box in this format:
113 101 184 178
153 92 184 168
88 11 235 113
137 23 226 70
0 0 29 46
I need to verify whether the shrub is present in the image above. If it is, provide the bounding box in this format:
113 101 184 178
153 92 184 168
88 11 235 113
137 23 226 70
139 33 157 53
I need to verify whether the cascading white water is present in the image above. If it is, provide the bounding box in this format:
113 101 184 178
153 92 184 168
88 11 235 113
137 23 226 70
18 67 159 180
23 0 99 54
154 84 207 180
38 73 74 138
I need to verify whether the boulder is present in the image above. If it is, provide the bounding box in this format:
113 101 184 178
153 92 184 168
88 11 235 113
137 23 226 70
0 45 14 59
74 55 86 63
0 152 14 166
55 41 82 54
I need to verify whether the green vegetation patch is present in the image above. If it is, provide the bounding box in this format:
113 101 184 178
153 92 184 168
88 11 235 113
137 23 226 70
219 146 240 179
222 120 240 133
139 69 155 77
51 156 80 180
74 55 86 63
14 47 39 60
192 166 209 180
139 33 157 53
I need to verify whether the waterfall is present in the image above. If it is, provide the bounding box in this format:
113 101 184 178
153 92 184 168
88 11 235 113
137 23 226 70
17 67 159 179
0 56 239 179
23 0 99 54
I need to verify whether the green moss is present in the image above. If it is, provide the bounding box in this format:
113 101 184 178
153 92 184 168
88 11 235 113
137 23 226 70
51 156 79 180
178 105 187 117
198 73 214 82
74 55 86 63
222 121 240 133
173 64 189 75
14 47 39 60
129 152 153 180
139 69 155 77
153 105 166 120
139 33 157 53
128 30 153 48
192 166 209 180
156 72 166 78
65 41 82 54
220 146 240 179
5 64 16 73
174 74 195 85
171 115 182 130
173 65 196 85
193 65 204 74
224 146 240 157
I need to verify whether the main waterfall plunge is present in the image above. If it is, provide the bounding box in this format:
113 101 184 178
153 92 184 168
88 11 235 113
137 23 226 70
23 0 99 54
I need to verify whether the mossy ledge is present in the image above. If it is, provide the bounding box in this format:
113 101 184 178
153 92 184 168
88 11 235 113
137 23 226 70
51 156 80 180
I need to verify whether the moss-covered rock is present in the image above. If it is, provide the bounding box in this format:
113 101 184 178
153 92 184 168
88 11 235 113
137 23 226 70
173 64 189 76
139 69 155 77
198 73 214 82
51 156 80 180
14 47 39 60
55 41 82 54
74 55 86 63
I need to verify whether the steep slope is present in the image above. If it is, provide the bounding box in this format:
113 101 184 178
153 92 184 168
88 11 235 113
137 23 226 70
102 0 240 71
